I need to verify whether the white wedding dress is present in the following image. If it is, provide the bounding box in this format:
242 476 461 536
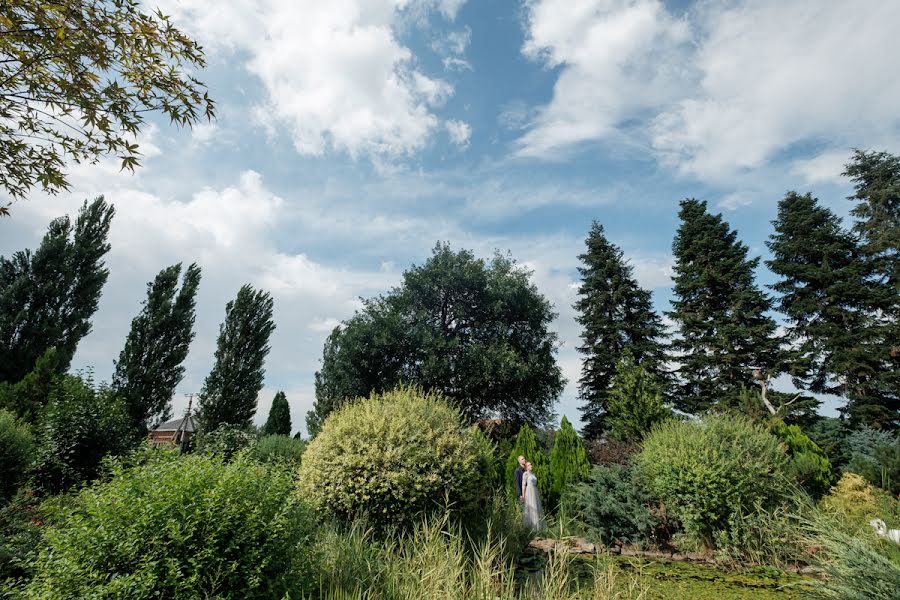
522 471 546 531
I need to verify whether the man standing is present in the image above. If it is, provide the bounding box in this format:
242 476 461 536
514 455 526 502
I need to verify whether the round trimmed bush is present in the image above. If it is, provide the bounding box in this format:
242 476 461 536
0 409 32 502
20 452 318 599
637 414 789 549
254 434 306 465
297 387 493 530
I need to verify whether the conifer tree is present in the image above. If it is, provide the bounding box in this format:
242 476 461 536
606 352 670 442
547 416 590 509
505 424 548 498
0 197 114 383
262 391 291 436
198 285 275 431
112 263 201 433
574 221 668 439
668 199 780 414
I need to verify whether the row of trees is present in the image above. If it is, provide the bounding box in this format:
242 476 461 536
576 150 898 435
0 197 289 442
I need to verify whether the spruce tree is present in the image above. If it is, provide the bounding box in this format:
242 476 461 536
574 221 668 439
198 285 275 431
547 416 590 510
505 424 548 499
606 351 670 442
0 197 114 383
112 263 202 433
262 391 291 436
668 199 780 414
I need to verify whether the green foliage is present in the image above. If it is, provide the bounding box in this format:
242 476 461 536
0 198 114 383
605 353 671 442
17 452 317 599
254 434 305 465
0 1 214 207
112 263 201 434
262 390 291 436
198 284 275 431
297 387 493 531
547 416 590 510
819 472 900 528
31 374 133 494
570 462 665 546
0 493 44 585
667 199 780 414
504 424 548 499
807 417 853 470
192 423 257 459
0 410 32 502
308 243 564 433
637 414 789 549
574 221 668 439
771 422 834 498
844 428 900 492
0 348 59 424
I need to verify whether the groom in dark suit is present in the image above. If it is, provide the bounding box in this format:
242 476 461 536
514 455 526 502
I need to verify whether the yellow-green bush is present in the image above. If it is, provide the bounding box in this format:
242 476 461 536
820 472 899 528
297 387 493 530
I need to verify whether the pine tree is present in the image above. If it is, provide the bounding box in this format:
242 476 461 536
0 197 114 383
843 151 900 429
606 351 670 442
198 285 275 431
547 416 590 510
574 221 668 439
668 199 780 414
505 424 549 499
112 263 201 433
262 391 291 436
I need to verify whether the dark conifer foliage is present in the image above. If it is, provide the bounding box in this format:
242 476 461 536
668 199 779 414
574 222 668 439
0 197 114 383
262 391 291 436
112 263 202 433
198 285 275 431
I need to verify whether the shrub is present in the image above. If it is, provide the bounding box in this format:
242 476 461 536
254 434 305 465
586 438 640 465
192 423 257 458
297 387 493 531
819 472 899 528
504 424 549 499
845 428 900 493
570 462 666 547
0 493 43 584
772 422 834 498
547 416 590 510
637 414 789 550
806 417 852 470
605 354 671 442
0 410 32 502
18 452 318 599
31 374 133 494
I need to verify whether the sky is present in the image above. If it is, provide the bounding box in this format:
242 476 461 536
3 0 899 436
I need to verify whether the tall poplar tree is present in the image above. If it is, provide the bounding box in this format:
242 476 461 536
0 197 114 383
574 222 667 439
668 199 780 414
262 391 291 436
112 263 202 433
198 285 275 431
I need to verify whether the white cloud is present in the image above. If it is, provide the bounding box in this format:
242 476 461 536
156 0 464 160
518 0 900 182
432 27 472 71
791 150 852 185
445 119 472 147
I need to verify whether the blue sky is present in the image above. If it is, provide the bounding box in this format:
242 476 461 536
4 0 899 435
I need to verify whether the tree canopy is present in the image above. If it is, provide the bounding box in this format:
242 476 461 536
0 0 214 212
262 391 291 436
307 243 564 435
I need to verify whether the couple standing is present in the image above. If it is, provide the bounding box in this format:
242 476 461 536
514 455 546 531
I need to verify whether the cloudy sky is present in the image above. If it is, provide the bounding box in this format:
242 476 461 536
3 0 899 435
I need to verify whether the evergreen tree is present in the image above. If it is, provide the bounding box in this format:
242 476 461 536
0 197 114 382
0 347 59 423
606 352 671 442
547 416 590 510
574 222 668 439
668 199 780 414
112 263 201 433
198 285 275 431
262 391 291 436
505 424 549 499
765 192 894 427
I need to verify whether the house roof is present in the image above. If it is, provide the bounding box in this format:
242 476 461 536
154 415 198 433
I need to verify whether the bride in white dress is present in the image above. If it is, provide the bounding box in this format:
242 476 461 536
521 461 546 531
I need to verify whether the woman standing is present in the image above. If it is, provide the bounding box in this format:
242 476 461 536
521 461 546 531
